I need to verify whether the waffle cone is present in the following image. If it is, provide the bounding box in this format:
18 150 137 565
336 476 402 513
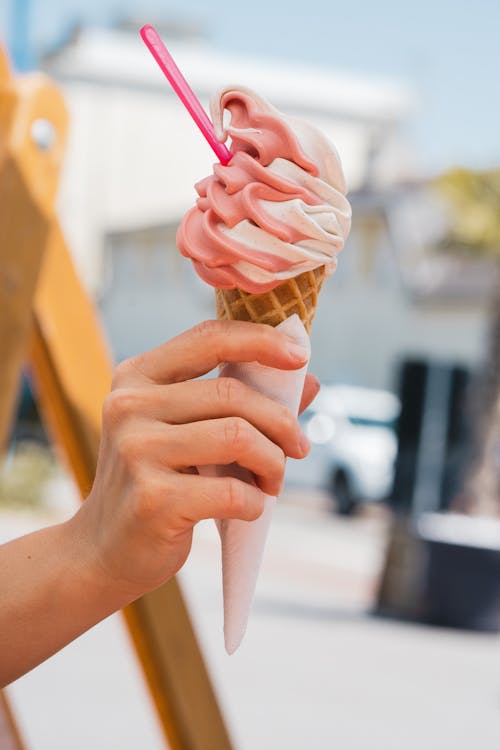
215 266 325 334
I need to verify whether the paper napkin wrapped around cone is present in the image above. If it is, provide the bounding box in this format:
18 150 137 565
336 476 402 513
199 314 310 653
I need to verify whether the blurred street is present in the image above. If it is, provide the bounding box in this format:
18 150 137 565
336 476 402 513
3 486 500 749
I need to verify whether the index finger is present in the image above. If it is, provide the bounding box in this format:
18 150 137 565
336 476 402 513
124 320 309 385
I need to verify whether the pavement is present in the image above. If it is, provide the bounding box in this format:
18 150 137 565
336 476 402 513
2 480 500 749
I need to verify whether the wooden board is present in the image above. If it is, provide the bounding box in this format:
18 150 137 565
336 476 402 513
0 50 65 750
0 57 67 452
0 46 233 750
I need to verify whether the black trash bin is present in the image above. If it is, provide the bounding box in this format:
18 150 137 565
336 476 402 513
420 514 500 633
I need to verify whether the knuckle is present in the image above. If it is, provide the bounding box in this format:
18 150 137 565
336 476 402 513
271 446 287 481
256 323 281 345
224 417 250 453
277 445 287 471
278 450 287 482
215 377 242 406
225 477 245 517
116 432 142 467
278 405 296 433
111 360 131 388
192 319 237 350
102 388 137 427
192 319 219 340
131 483 161 524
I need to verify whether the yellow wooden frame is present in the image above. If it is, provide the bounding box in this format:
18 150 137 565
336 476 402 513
0 49 232 750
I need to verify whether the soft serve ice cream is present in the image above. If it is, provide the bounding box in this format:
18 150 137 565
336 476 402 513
177 86 351 294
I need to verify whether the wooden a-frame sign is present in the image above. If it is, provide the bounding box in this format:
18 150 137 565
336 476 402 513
0 49 233 750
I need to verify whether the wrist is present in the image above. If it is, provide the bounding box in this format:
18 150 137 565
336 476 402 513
61 509 138 615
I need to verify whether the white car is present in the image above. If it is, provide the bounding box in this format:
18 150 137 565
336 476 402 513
302 385 400 515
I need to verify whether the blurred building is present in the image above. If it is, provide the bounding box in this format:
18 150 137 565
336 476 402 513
42 22 491 387
320 183 493 388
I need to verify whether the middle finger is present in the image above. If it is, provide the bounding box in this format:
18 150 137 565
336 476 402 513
119 379 309 459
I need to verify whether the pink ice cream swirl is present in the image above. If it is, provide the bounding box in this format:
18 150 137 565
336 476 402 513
177 86 352 294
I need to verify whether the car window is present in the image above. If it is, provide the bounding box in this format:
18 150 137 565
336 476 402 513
348 416 397 430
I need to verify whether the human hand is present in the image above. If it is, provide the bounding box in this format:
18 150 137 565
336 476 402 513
71 321 319 603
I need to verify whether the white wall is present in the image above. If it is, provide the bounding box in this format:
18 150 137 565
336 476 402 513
98 221 489 390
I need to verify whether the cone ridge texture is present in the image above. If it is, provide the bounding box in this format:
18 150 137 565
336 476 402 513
215 266 325 333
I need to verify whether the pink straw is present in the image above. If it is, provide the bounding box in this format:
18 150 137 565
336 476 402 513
140 24 232 166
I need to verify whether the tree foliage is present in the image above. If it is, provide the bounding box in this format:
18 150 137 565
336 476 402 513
433 168 500 255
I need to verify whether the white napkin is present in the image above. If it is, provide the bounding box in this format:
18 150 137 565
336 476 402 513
200 314 310 653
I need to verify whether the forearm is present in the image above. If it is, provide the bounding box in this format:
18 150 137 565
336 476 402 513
0 516 131 686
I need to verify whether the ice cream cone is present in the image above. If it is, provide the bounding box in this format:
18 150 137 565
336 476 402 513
176 85 351 652
214 268 324 652
215 266 325 333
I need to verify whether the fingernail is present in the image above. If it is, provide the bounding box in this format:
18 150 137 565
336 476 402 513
299 433 311 455
286 339 308 361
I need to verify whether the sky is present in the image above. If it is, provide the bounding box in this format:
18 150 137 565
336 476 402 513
1 0 500 174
